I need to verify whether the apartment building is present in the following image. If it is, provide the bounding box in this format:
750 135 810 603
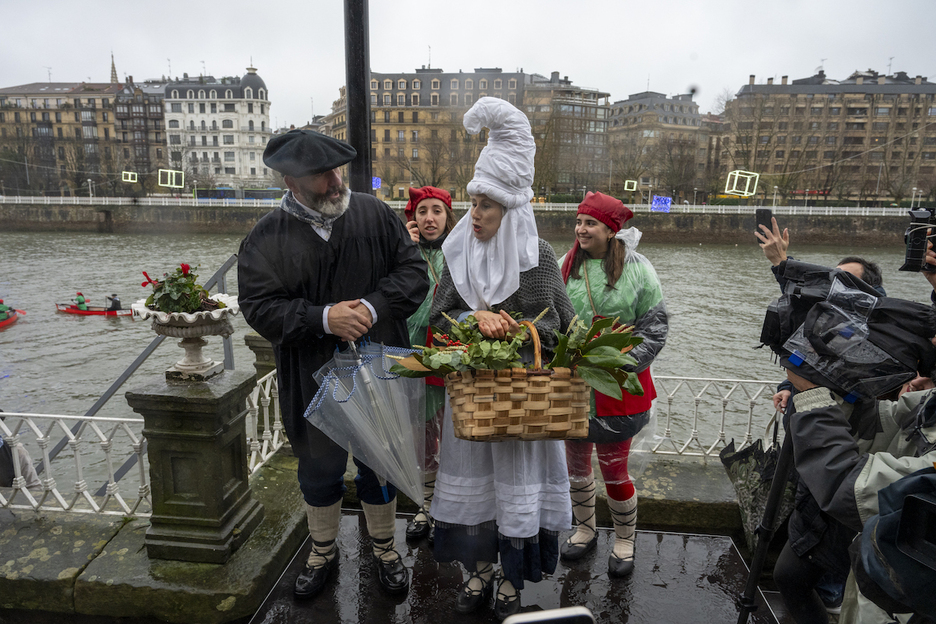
0 82 123 195
114 78 168 181
164 67 274 191
723 69 936 204
607 91 702 201
322 67 609 198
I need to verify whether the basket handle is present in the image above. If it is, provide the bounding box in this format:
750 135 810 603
518 320 542 371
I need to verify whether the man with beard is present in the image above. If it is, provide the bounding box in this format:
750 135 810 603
237 130 429 599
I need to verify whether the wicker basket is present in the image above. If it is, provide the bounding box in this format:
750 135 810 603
445 321 590 442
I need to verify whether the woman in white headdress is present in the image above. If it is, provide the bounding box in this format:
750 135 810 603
429 97 576 620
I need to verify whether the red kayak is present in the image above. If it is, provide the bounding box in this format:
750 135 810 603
0 310 23 330
55 303 132 317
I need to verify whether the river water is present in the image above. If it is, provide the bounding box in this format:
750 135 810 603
0 230 928 484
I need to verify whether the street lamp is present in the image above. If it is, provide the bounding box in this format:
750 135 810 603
912 187 918 208
773 186 778 207
87 178 93 198
805 188 809 208
693 187 698 205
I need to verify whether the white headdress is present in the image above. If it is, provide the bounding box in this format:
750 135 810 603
442 97 539 310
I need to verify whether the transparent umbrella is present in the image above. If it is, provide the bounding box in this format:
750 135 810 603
303 341 425 507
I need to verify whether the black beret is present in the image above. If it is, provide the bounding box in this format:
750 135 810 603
262 129 357 177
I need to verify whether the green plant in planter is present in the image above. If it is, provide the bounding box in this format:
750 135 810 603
141 263 225 313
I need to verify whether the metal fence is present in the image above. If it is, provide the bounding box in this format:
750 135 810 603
0 194 916 217
1 371 781 516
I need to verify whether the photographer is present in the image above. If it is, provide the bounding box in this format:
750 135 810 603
774 247 936 624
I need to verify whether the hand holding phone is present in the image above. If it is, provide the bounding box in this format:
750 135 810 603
754 209 789 266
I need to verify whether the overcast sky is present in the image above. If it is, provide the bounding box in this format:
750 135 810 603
2 0 934 128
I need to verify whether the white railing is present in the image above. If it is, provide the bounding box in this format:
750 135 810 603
649 376 782 460
0 412 151 517
1 371 288 517
0 372 774 516
245 370 286 473
0 195 917 217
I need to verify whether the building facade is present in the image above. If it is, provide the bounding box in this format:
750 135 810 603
322 67 610 198
114 77 168 188
606 91 703 202
723 70 936 204
0 82 124 195
164 67 274 192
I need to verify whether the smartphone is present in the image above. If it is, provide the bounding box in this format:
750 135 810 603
503 607 596 624
755 208 774 238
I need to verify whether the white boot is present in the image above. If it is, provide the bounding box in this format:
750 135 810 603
560 472 598 561
362 499 409 594
608 493 637 577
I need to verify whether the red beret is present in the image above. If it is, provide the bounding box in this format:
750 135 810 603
577 192 633 233
404 186 453 221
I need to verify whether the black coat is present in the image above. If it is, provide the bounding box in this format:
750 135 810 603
237 192 429 440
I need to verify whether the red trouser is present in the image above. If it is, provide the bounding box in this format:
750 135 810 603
565 437 635 501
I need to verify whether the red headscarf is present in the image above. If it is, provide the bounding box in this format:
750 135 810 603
404 186 453 222
560 191 634 283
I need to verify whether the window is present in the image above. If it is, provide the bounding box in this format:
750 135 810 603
383 80 392 90
431 79 440 89
171 103 182 112
810 106 823 115
370 79 378 90
397 93 405 106
875 107 891 116
370 93 377 105
383 110 391 122
775 150 785 159
412 148 419 159
450 93 458 105
397 130 405 141
223 135 234 144
873 122 889 131
82 126 98 139
223 103 234 112
226 89 233 98
494 79 502 89
383 94 391 105
187 90 194 99
188 103 195 113
248 135 255 144
248 120 254 131
431 93 439 106
245 87 253 99
411 93 419 106
808 136 819 144
827 122 839 130
465 94 473 106
759 136 770 144
778 121 788 130
383 129 391 141
222 119 233 128
451 79 459 89
225 167 235 174
825 136 836 145
412 80 420 89
479 79 487 89
171 90 179 98
398 111 405 123
508 78 516 89
412 111 419 123
224 152 235 161
465 79 473 90
829 107 841 115
397 79 406 90
508 93 516 104
81 110 95 121
411 130 418 142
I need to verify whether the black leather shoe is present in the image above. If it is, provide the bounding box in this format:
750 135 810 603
373 553 409 594
494 583 521 621
455 572 493 614
293 548 339 599
405 512 432 541
608 554 634 578
560 533 597 561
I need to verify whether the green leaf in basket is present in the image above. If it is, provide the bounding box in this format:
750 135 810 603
580 332 643 354
623 369 645 396
389 362 432 378
585 316 617 342
576 365 624 400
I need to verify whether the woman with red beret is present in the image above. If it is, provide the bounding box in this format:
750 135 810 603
558 191 668 578
402 186 459 543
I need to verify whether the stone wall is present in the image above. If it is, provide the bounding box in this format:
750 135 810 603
0 203 909 245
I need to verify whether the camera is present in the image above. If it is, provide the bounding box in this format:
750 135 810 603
898 209 936 273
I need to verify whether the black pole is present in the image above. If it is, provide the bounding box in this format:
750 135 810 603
737 431 796 624
344 0 372 194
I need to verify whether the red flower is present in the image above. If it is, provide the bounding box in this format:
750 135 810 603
141 271 159 287
180 263 190 275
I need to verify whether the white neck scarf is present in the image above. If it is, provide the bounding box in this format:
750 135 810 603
442 202 540 311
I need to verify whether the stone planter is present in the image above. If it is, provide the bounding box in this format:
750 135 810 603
131 294 239 381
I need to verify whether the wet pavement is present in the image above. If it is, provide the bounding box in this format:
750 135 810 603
248 509 783 624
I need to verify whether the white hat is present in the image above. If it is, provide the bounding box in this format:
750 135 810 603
464 97 535 209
